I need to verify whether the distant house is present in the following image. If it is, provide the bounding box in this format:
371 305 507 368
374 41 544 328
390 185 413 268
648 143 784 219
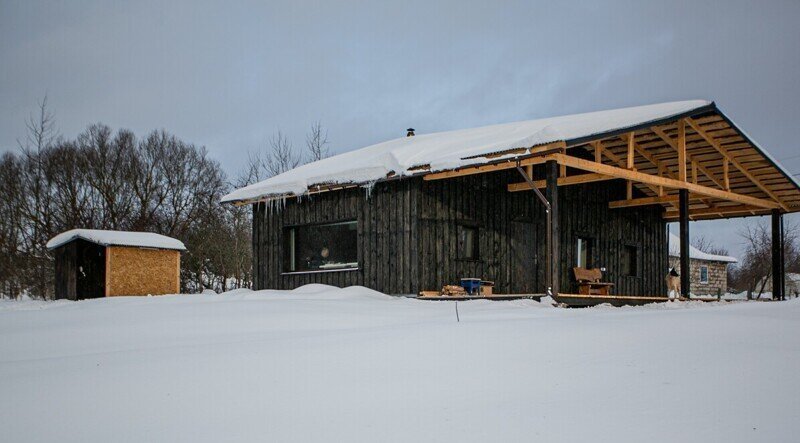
668 233 737 296
47 229 186 300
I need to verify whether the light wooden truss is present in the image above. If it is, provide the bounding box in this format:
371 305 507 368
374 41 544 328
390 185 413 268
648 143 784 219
428 112 798 220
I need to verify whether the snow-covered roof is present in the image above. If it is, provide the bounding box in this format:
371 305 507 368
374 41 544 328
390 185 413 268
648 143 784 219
668 233 737 263
46 229 186 251
223 100 713 203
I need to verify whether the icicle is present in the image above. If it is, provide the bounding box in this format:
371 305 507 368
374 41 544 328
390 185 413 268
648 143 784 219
362 180 377 199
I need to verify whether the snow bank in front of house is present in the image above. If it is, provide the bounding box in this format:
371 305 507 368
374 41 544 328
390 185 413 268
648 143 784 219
2 286 798 442
223 100 711 202
46 229 186 251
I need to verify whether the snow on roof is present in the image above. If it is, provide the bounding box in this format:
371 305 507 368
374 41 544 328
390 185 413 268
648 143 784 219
46 229 186 251
222 100 712 203
668 233 737 263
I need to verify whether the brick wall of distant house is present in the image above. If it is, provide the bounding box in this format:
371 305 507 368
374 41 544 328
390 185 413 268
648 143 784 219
668 257 728 296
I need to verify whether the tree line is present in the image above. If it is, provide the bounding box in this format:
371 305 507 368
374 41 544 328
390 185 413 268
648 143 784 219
0 97 329 298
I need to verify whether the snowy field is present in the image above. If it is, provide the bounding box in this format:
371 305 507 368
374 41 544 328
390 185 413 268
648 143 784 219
1 286 799 442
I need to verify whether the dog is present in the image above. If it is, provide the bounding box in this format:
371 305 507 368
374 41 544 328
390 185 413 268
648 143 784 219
666 267 681 300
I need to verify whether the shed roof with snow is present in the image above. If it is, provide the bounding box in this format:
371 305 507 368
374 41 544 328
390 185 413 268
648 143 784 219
668 233 737 263
47 229 186 251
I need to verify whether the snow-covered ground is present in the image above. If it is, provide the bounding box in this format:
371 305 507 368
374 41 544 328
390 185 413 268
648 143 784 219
1 286 798 442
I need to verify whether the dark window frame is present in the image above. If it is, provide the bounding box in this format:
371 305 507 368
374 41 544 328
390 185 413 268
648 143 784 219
282 219 360 274
620 244 639 277
457 224 480 261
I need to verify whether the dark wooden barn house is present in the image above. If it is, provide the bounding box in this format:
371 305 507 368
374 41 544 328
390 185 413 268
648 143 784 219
224 100 800 305
47 229 186 300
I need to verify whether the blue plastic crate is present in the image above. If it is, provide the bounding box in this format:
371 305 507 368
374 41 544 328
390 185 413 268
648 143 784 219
460 278 482 295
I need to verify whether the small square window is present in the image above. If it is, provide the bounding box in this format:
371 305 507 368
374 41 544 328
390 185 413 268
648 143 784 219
458 225 478 260
700 266 709 283
621 245 638 277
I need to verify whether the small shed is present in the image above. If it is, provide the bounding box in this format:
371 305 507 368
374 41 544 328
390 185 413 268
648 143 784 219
47 229 186 300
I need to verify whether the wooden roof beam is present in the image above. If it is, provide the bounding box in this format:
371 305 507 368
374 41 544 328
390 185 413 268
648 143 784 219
663 205 768 220
686 117 790 211
622 132 719 211
594 139 667 203
508 173 612 192
549 153 780 210
609 195 679 209
423 142 565 181
651 125 726 189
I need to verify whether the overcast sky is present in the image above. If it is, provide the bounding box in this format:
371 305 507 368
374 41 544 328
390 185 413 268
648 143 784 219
2 0 799 258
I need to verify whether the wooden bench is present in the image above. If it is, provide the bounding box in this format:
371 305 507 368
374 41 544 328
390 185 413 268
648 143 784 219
573 267 614 296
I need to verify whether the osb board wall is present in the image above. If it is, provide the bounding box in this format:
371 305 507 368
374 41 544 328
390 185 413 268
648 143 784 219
105 246 180 296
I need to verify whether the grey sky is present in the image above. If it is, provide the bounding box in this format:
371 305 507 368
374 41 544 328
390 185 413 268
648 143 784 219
2 0 799 258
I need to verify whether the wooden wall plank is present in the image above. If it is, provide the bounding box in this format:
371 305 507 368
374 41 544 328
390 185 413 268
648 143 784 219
253 172 667 296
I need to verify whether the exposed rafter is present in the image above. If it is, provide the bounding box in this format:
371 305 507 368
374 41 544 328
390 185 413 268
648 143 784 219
549 153 780 210
508 173 611 192
686 117 790 211
609 195 679 209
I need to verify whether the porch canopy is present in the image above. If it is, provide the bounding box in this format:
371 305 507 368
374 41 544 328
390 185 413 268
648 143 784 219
420 103 800 220
225 100 800 301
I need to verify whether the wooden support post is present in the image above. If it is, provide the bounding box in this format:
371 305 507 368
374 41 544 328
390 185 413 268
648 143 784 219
626 132 635 169
679 189 690 298
594 141 602 163
677 119 687 182
627 133 634 199
723 159 730 191
772 209 785 301
546 160 560 296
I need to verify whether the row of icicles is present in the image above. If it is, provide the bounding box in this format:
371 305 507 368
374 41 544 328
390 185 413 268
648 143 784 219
261 180 379 213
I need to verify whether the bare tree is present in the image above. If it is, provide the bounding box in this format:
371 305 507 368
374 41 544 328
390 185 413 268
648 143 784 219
691 235 730 256
305 121 329 162
0 153 23 298
730 221 799 299
1 98 248 297
16 95 59 298
265 131 301 176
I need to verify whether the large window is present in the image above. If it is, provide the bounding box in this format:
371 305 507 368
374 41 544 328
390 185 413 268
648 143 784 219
284 221 358 272
458 225 478 260
576 237 592 268
621 245 638 277
700 265 709 283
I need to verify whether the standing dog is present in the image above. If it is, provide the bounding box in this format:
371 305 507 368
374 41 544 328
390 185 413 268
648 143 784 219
666 267 681 300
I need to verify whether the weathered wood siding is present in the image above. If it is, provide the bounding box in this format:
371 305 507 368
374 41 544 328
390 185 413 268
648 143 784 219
253 171 668 296
54 241 78 300
53 239 106 300
253 178 419 294
416 170 668 295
